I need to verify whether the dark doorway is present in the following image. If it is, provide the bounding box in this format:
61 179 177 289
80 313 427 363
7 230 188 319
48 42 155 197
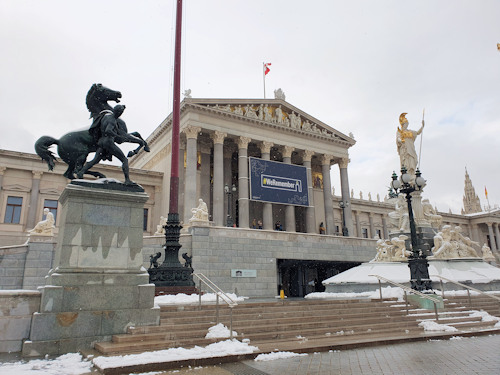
277 259 360 297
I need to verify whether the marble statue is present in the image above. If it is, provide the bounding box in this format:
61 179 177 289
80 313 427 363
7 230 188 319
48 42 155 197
481 244 496 261
274 88 286 100
374 234 410 262
302 120 312 131
28 208 55 236
388 194 409 232
431 225 480 259
189 199 209 223
234 105 243 116
359 191 363 200
368 192 372 201
155 215 167 235
245 105 258 119
396 113 424 178
422 199 442 229
275 105 284 124
377 193 380 202
351 189 354 198
258 104 264 120
264 104 272 122
183 89 192 98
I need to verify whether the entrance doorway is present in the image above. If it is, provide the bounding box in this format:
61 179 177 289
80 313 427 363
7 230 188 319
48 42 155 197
277 259 360 297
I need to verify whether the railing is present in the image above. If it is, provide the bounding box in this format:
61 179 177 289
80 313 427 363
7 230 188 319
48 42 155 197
369 274 441 321
193 273 237 339
431 274 500 315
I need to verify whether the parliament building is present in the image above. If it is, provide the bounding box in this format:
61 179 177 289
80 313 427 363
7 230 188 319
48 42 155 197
0 97 499 297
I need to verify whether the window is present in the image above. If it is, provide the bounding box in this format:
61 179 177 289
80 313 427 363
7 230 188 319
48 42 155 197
4 196 23 224
362 228 368 238
43 199 58 222
377 229 382 239
143 208 149 231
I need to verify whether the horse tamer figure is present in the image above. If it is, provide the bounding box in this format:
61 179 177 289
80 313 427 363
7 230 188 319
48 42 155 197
35 83 149 184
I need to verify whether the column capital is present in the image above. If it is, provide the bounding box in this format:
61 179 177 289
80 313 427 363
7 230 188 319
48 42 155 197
183 125 201 139
32 171 43 179
302 150 315 162
321 154 333 166
259 141 274 154
0 166 6 175
281 145 295 159
338 157 350 169
237 136 251 149
211 131 227 145
486 222 493 228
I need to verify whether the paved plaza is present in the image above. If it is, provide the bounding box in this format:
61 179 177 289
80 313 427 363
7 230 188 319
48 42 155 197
161 334 500 375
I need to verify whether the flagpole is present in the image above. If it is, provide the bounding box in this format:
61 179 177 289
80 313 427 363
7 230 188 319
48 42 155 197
418 108 424 169
263 62 266 99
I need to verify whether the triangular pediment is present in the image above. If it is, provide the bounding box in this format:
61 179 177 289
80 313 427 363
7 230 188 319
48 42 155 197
185 98 355 146
3 184 31 193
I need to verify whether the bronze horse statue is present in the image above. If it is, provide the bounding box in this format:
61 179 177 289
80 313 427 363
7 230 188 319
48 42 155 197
35 84 148 181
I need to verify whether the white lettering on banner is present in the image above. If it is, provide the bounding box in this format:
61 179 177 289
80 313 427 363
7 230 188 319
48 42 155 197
261 175 302 193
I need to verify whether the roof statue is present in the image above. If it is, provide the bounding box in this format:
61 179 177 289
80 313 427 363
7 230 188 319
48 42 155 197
274 88 286 100
183 89 192 98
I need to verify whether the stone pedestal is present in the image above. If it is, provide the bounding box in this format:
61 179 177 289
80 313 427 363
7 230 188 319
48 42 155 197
22 182 159 356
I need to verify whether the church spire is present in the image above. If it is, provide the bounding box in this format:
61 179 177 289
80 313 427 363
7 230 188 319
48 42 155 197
462 167 482 214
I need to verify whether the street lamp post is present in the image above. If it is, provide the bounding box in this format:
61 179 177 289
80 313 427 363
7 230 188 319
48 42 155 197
225 184 236 227
391 167 432 292
339 201 349 236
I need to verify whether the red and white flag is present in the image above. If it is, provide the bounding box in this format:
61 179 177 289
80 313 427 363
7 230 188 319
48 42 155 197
264 63 271 75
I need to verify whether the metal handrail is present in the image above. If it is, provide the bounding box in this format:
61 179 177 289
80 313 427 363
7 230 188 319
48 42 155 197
193 273 237 339
431 274 500 314
369 274 440 321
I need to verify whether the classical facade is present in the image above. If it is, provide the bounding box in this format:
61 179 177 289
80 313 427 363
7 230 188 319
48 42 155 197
0 98 499 296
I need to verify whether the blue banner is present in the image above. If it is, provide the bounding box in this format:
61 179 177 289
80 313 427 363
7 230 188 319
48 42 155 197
249 157 309 206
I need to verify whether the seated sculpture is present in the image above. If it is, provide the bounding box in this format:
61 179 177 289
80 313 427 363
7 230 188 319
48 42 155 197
431 225 479 259
155 215 167 235
28 208 55 236
189 199 209 222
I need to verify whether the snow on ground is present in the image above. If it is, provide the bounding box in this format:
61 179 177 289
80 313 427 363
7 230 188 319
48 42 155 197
0 353 92 375
468 310 500 323
92 339 258 370
154 292 248 307
322 260 500 285
305 286 406 302
418 320 459 332
205 323 238 339
254 351 308 362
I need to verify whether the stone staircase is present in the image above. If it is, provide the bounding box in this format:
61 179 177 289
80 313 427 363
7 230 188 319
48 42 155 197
94 294 500 356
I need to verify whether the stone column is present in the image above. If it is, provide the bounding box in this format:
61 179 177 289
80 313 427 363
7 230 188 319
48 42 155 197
26 171 42 230
211 131 226 226
338 157 354 236
487 223 497 252
471 224 480 244
321 154 334 235
200 145 211 217
223 146 233 225
183 126 201 223
382 214 388 239
178 139 186 221
0 167 5 210
282 145 296 232
354 211 361 238
494 223 500 253
302 150 316 234
259 141 274 230
369 213 375 239
237 136 251 228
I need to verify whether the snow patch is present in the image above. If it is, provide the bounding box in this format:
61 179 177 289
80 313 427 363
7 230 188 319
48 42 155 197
154 292 247 307
254 351 308 362
0 353 92 375
205 323 238 339
92 339 258 369
418 320 458 332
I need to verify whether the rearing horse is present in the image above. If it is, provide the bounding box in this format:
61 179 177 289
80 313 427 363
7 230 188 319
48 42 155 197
35 84 148 180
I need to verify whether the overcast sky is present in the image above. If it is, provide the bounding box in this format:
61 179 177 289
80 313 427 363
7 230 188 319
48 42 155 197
1 0 499 214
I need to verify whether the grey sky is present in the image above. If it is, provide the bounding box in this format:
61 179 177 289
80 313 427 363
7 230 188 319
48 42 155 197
1 0 499 213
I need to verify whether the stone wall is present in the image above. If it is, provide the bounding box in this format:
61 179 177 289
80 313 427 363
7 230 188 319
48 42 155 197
179 226 376 298
0 290 41 352
0 244 28 289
